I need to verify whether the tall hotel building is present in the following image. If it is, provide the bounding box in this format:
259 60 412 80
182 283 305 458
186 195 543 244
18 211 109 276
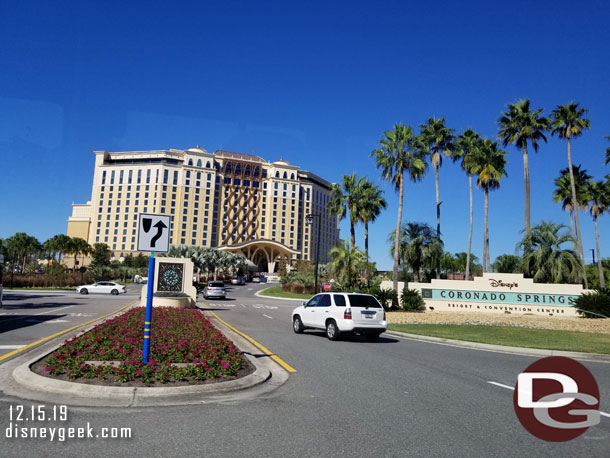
67 147 340 273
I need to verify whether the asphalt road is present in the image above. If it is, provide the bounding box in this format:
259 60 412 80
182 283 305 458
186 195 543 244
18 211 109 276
0 283 609 457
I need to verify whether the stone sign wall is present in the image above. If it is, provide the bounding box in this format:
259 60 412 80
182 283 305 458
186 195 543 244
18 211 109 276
140 257 197 308
406 273 588 317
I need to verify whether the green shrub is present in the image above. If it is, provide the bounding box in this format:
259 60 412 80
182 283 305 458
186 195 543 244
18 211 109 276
575 288 610 319
401 288 425 311
371 287 398 310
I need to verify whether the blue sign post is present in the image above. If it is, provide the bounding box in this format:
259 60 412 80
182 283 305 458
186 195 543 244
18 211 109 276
137 213 170 364
142 253 155 363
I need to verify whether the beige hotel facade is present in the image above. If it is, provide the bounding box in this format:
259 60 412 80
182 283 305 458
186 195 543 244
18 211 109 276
67 147 340 273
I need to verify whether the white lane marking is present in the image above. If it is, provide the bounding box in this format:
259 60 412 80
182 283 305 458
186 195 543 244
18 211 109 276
46 319 72 324
247 288 253 291
253 304 278 310
488 381 514 390
263 314 274 320
488 381 610 419
241 304 247 308
35 305 74 316
0 345 25 350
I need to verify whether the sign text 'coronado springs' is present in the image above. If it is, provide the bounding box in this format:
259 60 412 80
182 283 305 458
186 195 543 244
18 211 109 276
408 273 588 317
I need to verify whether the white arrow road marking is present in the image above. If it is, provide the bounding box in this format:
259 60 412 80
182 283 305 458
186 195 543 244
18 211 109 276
253 304 278 310
487 381 610 419
263 314 274 320
0 345 25 350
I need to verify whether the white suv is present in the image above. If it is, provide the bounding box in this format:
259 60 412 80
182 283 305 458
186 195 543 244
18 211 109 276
292 293 388 341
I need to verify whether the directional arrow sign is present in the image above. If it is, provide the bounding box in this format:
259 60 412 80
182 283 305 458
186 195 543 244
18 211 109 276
137 213 171 253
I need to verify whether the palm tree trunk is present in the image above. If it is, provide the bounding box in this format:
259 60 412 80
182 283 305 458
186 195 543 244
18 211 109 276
434 160 441 279
392 176 404 292
364 220 369 286
567 138 588 288
594 215 605 288
484 188 489 272
569 209 576 252
466 175 473 280
522 144 530 238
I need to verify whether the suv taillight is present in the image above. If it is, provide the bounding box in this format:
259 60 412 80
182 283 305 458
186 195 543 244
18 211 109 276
344 309 352 320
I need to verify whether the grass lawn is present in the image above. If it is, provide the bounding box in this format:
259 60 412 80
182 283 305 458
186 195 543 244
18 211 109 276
259 286 312 300
389 323 610 355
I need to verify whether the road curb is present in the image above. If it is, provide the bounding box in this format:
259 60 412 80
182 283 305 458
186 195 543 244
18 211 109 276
254 288 306 302
386 330 610 363
4 305 288 407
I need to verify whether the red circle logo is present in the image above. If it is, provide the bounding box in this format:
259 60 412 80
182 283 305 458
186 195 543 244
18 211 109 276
513 356 600 442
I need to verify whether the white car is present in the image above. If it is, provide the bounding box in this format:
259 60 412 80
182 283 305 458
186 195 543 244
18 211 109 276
292 292 388 341
76 281 127 295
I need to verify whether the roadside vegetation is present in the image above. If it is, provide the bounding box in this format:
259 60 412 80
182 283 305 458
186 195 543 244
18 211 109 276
41 307 244 384
388 323 610 355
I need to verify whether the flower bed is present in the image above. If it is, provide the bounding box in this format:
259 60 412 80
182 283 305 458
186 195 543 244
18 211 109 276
39 307 245 384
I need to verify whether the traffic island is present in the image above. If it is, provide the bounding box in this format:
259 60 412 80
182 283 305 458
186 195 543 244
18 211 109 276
3 306 288 407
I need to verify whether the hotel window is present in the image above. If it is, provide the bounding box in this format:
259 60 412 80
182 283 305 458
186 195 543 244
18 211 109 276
119 170 123 184
102 171 106 184
110 171 115 184
146 170 151 184
128 170 132 184
163 170 168 184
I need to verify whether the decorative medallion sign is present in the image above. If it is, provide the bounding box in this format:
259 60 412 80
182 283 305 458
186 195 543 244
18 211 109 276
157 262 184 292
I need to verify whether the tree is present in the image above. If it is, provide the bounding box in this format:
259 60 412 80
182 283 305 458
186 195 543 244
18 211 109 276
90 243 111 268
388 222 442 282
492 254 521 273
587 180 609 288
605 135 610 166
329 241 365 289
354 179 386 284
553 165 591 250
453 128 482 280
67 237 91 271
550 102 591 288
329 174 365 250
454 252 481 277
498 98 550 238
418 117 455 278
43 234 71 263
370 123 427 292
519 222 581 284
464 139 508 272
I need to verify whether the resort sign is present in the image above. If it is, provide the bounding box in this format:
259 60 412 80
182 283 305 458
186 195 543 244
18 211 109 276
409 273 588 317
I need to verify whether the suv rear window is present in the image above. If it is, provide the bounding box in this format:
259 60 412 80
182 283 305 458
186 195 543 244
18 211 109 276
208 282 225 287
347 294 382 308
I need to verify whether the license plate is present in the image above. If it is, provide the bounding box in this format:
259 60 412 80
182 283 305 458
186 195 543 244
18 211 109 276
362 313 375 319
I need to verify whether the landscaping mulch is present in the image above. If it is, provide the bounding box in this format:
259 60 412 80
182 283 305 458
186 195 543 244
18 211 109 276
387 311 610 334
34 307 254 386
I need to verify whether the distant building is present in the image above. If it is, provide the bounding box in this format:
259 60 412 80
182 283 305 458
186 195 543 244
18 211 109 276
67 147 340 273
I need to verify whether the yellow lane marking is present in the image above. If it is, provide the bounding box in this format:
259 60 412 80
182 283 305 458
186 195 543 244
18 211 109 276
201 304 297 373
0 300 137 362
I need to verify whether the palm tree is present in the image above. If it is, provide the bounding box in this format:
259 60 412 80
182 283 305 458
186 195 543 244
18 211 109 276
587 180 609 288
43 234 71 263
605 136 610 166
371 123 427 292
498 98 550 238
418 118 455 278
68 237 91 271
519 222 581 284
453 128 481 280
464 139 508 272
454 252 480 277
552 165 591 250
329 174 364 249
550 102 591 288
354 179 386 262
492 254 521 273
388 222 442 281
329 241 365 289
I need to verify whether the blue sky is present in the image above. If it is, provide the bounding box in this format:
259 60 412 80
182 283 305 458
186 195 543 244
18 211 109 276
1 0 609 270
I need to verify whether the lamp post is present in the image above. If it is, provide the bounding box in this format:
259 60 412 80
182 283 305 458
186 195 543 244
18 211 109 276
306 213 322 294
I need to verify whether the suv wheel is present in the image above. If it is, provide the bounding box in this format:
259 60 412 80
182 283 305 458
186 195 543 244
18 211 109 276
293 316 304 334
326 320 340 341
